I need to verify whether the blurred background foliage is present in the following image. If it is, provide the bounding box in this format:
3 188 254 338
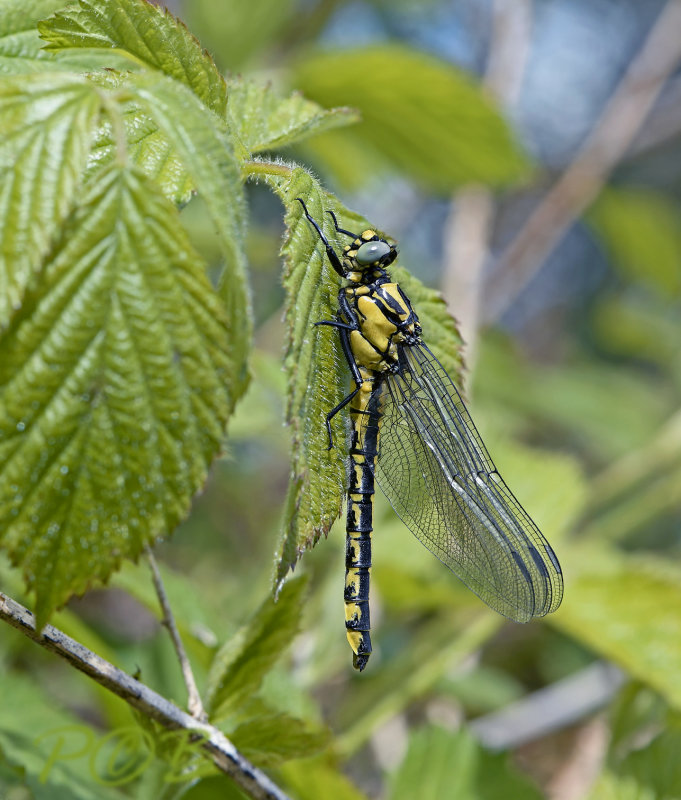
2 0 681 798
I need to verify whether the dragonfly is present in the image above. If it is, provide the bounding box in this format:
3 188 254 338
298 199 563 671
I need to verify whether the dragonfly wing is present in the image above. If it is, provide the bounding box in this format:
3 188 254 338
365 343 563 622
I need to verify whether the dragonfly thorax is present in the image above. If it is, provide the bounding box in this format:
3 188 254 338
343 281 420 374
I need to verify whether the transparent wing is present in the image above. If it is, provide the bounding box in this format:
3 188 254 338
363 343 563 622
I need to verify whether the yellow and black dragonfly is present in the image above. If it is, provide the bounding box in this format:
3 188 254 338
298 199 563 671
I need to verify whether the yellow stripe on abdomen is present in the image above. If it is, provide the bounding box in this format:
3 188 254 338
344 375 381 671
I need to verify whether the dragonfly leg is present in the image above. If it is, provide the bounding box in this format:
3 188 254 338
297 198 347 278
327 209 360 239
317 316 365 449
324 385 360 450
314 320 355 331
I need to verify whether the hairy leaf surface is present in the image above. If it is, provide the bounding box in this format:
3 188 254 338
0 165 232 626
270 169 348 581
0 72 101 326
39 0 227 115
206 576 308 720
227 79 358 156
0 0 130 74
131 73 250 400
84 71 195 206
230 711 330 767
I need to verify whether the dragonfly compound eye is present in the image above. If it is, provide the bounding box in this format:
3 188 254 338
355 240 392 266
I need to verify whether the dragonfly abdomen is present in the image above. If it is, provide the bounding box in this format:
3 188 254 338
344 375 381 671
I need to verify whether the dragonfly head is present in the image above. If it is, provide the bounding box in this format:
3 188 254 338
343 231 398 280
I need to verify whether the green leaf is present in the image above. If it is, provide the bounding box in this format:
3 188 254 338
268 169 347 580
130 73 250 400
0 0 61 72
589 187 681 297
301 127 394 192
0 0 98 75
183 0 296 72
279 759 369 800
0 671 127 799
0 72 101 327
39 0 227 115
0 164 232 626
552 547 681 711
206 576 308 720
579 410 681 545
177 775 248 800
292 45 529 191
588 723 681 800
230 712 330 768
593 294 681 371
388 726 542 800
227 78 359 156
0 0 147 75
83 71 194 206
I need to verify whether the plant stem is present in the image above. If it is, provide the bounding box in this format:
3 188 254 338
483 0 681 324
443 0 532 378
145 544 206 721
242 159 293 180
0 590 290 800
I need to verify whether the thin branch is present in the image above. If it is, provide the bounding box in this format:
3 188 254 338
547 718 610 800
443 0 533 375
442 188 494 360
628 74 681 156
483 0 681 324
145 544 206 721
0 591 291 800
484 0 534 106
469 660 625 750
